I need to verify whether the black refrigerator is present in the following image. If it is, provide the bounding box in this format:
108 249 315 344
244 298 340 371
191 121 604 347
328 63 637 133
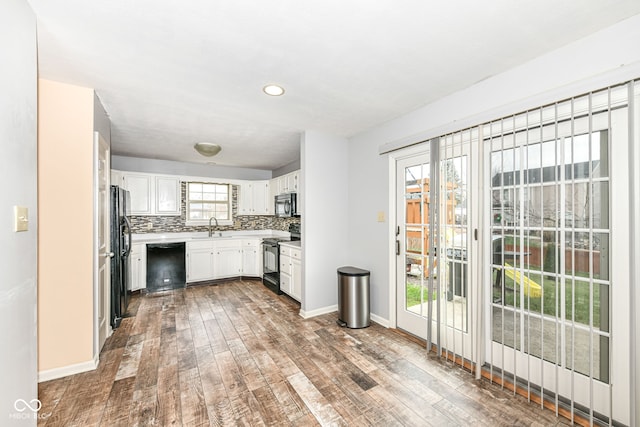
110 185 132 329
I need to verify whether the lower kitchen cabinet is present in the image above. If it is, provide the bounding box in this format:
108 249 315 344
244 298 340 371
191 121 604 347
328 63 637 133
292 258 302 300
186 237 261 283
279 245 301 301
186 241 215 282
214 243 243 278
129 243 147 291
241 239 261 277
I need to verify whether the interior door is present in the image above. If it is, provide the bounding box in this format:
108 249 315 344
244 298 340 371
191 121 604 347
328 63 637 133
96 132 111 352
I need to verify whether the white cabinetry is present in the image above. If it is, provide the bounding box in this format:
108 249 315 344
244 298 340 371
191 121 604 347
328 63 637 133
213 240 243 279
239 181 271 215
187 238 260 282
129 243 147 291
124 173 152 214
270 169 301 214
118 171 181 216
242 239 261 277
292 257 302 300
186 240 215 282
279 244 302 301
155 176 181 215
271 170 299 194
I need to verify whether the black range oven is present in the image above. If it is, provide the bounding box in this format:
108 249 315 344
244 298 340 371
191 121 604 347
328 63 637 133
262 224 300 294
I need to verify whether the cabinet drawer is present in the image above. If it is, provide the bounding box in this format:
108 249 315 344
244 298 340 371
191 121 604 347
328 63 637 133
280 271 292 295
280 246 292 256
243 239 259 248
291 248 301 260
213 239 243 249
280 255 291 274
187 240 213 250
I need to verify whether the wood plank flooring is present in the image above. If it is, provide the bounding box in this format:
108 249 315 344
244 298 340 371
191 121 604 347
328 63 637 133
38 279 572 426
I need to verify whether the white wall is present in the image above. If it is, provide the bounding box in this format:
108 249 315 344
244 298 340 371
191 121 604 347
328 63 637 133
347 14 640 324
112 155 272 180
0 0 38 425
301 131 349 315
345 138 390 320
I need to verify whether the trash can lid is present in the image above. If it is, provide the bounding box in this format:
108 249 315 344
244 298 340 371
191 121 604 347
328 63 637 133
337 266 370 276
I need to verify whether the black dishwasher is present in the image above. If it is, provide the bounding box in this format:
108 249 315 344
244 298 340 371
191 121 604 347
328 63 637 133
146 242 186 292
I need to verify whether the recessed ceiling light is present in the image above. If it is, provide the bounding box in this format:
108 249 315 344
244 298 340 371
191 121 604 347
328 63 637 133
263 84 285 96
194 142 221 157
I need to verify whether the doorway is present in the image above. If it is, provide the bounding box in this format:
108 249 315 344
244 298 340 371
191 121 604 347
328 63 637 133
395 135 477 361
392 82 635 425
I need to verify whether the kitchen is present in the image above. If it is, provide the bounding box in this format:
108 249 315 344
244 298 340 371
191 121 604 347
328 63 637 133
109 166 304 322
5 1 640 425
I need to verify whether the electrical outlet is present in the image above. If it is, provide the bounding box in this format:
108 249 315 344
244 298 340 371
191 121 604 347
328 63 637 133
377 211 385 222
146 222 153 230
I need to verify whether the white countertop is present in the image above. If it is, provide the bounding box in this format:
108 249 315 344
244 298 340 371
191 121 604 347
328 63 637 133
132 229 290 244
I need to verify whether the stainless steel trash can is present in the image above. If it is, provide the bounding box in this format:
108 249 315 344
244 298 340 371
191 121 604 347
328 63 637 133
337 266 370 328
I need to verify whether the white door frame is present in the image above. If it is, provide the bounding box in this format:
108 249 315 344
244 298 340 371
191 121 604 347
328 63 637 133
93 131 111 360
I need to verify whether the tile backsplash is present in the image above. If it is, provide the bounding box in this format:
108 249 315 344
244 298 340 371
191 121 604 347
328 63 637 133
129 183 300 234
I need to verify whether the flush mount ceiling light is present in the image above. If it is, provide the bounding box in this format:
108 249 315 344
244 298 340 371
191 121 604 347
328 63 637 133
263 84 285 96
194 142 222 157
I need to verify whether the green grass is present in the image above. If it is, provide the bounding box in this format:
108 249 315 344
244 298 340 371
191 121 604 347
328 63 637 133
493 270 603 328
406 283 437 307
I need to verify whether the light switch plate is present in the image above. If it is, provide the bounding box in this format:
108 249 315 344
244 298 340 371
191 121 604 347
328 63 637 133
377 211 385 222
14 206 28 232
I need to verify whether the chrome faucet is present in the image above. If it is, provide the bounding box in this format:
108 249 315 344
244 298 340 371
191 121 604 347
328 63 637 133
208 216 219 237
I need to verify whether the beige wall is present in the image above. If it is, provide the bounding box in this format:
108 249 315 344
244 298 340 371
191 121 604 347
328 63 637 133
38 79 95 373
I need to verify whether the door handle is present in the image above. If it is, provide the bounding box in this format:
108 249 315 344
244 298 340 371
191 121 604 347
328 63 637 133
396 240 400 256
104 252 115 258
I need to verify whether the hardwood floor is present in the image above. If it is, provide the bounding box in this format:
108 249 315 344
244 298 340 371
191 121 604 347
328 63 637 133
38 279 572 426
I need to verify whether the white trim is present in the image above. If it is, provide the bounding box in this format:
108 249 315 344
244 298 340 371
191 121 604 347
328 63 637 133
92 132 99 361
387 155 397 329
38 355 99 383
370 313 390 328
299 304 338 319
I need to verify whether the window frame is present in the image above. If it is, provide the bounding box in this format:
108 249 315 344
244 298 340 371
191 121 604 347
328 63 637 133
185 181 233 226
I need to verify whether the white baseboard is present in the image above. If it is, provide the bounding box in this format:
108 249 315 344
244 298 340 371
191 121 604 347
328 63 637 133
370 313 390 328
298 305 390 328
299 304 338 319
38 355 99 383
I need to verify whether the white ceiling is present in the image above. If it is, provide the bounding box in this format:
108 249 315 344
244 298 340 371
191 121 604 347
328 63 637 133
27 0 640 171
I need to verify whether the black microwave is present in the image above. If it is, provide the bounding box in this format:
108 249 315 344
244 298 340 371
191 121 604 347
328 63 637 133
275 193 298 217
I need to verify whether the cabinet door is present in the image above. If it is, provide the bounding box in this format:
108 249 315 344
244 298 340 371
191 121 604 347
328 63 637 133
129 244 146 291
123 174 152 214
187 249 214 282
215 248 242 278
238 182 253 215
156 176 180 215
291 258 302 301
242 248 259 276
111 170 124 187
252 181 270 215
290 171 299 192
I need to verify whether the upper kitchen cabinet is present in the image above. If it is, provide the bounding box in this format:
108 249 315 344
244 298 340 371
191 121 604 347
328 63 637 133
270 169 301 214
271 170 299 195
238 180 271 215
118 171 181 216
